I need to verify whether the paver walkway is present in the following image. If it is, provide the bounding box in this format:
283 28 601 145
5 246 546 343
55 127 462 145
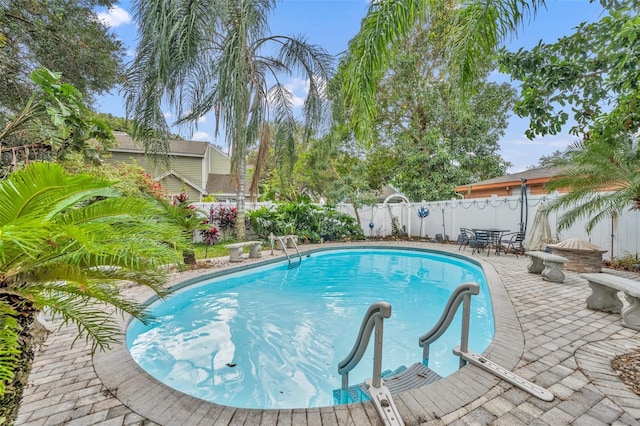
15 241 640 425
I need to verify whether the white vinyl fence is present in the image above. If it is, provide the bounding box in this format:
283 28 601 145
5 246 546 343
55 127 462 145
336 193 640 260
194 194 640 260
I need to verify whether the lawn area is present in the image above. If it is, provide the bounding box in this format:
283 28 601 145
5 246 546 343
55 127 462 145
192 241 238 260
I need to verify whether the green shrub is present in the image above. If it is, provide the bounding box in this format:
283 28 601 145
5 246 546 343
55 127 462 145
247 202 364 243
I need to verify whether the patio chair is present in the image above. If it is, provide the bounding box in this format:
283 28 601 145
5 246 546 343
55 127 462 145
502 231 526 257
472 230 491 255
458 228 475 251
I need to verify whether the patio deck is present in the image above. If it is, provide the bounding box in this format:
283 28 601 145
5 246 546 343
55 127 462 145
15 241 640 425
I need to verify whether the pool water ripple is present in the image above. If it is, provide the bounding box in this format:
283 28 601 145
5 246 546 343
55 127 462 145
127 248 494 409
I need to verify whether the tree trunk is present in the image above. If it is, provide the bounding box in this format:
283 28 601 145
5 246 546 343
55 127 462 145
236 155 246 241
0 296 48 424
353 203 362 228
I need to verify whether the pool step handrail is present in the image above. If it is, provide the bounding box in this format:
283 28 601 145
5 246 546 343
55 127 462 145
419 282 479 369
419 282 555 402
453 347 555 401
277 235 302 268
338 302 403 425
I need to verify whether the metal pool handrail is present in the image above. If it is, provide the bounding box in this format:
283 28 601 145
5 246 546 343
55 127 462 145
337 301 392 403
419 282 480 369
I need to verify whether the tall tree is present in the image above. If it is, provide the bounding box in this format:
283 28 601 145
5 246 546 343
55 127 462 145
125 0 334 240
338 0 545 143
0 162 183 423
498 1 640 231
369 9 515 201
0 0 124 114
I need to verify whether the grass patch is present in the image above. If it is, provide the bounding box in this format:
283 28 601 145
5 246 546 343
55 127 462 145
193 241 236 259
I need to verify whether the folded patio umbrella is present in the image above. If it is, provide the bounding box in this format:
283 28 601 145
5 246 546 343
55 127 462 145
526 204 553 251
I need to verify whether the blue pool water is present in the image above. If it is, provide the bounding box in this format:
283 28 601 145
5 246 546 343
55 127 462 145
126 248 494 409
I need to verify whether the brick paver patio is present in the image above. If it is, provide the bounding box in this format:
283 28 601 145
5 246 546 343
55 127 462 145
15 241 640 425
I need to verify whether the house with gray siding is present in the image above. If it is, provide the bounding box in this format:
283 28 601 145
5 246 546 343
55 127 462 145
106 132 235 201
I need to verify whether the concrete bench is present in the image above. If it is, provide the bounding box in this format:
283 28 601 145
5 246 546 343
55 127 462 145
581 273 640 330
225 241 263 262
525 251 569 283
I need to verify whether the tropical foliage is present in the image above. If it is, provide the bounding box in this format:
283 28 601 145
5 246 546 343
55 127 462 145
158 192 208 265
498 0 635 141
0 68 115 178
0 162 183 423
545 139 640 232
499 0 640 231
125 0 334 240
248 202 364 243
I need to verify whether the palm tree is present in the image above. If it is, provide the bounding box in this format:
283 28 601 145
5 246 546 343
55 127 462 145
0 162 183 423
125 0 334 240
338 0 546 141
545 137 640 232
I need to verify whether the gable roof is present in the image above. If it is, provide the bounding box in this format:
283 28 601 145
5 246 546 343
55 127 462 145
111 132 208 157
156 170 207 195
455 166 565 192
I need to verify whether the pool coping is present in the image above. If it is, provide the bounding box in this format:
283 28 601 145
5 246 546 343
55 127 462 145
93 244 523 425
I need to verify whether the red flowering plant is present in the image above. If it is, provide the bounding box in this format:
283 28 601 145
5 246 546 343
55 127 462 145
211 204 237 238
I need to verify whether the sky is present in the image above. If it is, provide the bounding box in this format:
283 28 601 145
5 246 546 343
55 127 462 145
94 0 607 173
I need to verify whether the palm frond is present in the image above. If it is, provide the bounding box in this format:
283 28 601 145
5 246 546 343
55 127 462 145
339 0 424 142
31 292 134 352
338 0 544 142
547 135 640 231
0 162 118 223
0 301 20 396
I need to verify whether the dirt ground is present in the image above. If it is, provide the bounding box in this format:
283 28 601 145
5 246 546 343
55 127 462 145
613 351 640 396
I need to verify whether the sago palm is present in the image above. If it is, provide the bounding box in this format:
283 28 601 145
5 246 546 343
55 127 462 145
0 162 183 423
125 0 334 240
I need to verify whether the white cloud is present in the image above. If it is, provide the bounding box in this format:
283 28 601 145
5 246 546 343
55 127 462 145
501 133 577 173
285 77 310 93
97 7 132 28
191 131 211 141
285 77 310 108
267 76 329 110
126 48 136 58
197 115 207 124
163 111 174 120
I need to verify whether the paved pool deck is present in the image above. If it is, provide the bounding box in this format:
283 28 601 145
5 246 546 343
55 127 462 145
15 241 640 425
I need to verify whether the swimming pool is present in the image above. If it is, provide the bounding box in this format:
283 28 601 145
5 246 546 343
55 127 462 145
126 248 494 410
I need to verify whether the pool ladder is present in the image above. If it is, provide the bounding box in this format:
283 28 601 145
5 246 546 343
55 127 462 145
337 282 554 426
277 235 302 269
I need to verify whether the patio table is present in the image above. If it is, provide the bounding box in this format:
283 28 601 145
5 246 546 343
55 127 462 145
472 228 509 256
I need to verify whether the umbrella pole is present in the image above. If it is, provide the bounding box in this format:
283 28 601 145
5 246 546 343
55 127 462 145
520 178 528 234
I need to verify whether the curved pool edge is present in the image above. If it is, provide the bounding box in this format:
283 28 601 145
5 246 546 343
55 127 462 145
93 242 524 425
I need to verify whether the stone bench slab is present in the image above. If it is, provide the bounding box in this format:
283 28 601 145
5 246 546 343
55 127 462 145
581 272 640 330
525 251 568 283
224 241 263 262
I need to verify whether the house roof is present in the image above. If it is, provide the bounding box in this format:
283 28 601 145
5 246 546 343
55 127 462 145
455 166 565 191
111 132 208 157
156 170 207 195
206 174 236 195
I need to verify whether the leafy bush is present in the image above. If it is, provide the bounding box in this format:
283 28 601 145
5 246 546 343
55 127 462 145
200 204 241 239
247 202 364 243
199 205 221 246
213 204 238 237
